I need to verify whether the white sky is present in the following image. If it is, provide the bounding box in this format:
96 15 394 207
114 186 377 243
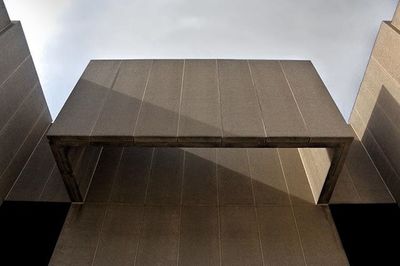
4 0 398 120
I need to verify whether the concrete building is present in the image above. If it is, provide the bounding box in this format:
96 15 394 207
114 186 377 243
0 0 52 202
350 6 400 202
0 0 399 265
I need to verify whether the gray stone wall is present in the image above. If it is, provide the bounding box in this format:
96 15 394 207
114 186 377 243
0 0 9 31
0 0 51 200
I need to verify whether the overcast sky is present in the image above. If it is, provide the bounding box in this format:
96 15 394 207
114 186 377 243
4 0 398 120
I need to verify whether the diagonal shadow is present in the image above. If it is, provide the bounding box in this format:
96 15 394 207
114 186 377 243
72 146 314 206
359 86 400 201
47 69 317 205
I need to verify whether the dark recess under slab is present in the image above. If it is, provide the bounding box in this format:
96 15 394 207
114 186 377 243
0 201 70 265
330 203 400 265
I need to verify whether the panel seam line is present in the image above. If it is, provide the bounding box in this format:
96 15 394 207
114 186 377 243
278 61 310 139
276 149 308 266
247 60 268 141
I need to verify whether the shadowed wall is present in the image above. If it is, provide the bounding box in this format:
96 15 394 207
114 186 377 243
350 2 400 202
0 0 51 201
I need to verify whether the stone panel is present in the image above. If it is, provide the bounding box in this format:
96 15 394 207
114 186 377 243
372 22 400 83
0 56 38 131
0 0 10 31
0 22 30 85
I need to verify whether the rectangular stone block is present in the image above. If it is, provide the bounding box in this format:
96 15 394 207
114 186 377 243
353 84 400 185
218 59 266 143
109 147 153 203
182 148 217 205
179 206 219 266
345 140 393 203
6 136 55 201
247 148 290 205
0 22 30 85
349 56 400 140
298 147 333 203
357 57 400 105
145 148 183 205
0 84 48 176
47 60 121 138
353 85 378 132
248 60 308 141
217 148 253 205
361 129 399 202
73 145 103 197
330 166 361 203
0 2 10 31
392 2 400 30
220 206 263 266
293 205 348 265
280 60 352 140
39 167 69 202
0 56 39 131
92 204 143 266
50 204 107 266
134 60 183 142
49 59 353 203
349 109 366 140
377 86 400 128
0 108 50 199
277 148 315 205
366 96 400 176
85 147 123 202
372 22 400 83
91 60 151 139
179 59 222 143
257 206 305 265
135 206 180 265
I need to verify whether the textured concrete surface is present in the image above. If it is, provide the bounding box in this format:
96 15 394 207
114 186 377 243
0 56 39 130
6 142 393 265
47 59 354 203
349 10 400 202
47 147 350 266
392 2 400 30
0 0 9 31
0 5 51 201
249 60 308 140
0 22 30 85
373 22 400 83
48 59 353 144
179 60 221 142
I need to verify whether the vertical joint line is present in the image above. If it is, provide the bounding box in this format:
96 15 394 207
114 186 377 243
0 54 32 88
276 149 308 266
216 59 224 140
143 148 156 205
132 60 154 137
106 147 125 203
83 146 104 201
245 149 266 266
176 150 186 266
133 147 156 266
215 149 222 266
0 80 40 137
38 164 57 200
89 60 123 139
278 61 310 137
90 204 110 266
5 121 48 200
176 60 186 138
247 60 268 140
